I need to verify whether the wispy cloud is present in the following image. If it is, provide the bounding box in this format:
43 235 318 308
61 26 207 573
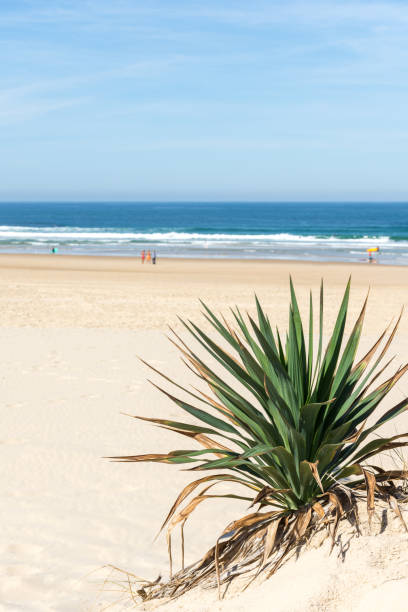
6 1 408 27
2 1 408 32
178 2 408 27
3 1 408 88
0 97 86 125
0 55 190 95
0 54 195 126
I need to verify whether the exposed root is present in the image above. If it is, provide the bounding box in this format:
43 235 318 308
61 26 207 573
105 482 408 607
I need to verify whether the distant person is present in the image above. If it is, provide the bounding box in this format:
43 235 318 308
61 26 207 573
146 250 152 263
152 250 157 265
367 246 380 263
141 249 145 264
51 246 58 254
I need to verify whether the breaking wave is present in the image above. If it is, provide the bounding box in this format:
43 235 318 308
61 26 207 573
0 226 402 246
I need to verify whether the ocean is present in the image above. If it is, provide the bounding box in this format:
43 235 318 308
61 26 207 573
0 201 407 265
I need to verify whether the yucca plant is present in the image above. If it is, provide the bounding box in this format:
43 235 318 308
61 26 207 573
113 279 408 601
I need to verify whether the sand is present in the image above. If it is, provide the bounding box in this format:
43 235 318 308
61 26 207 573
1 253 408 332
1 254 408 611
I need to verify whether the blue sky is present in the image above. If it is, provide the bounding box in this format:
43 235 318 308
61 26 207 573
1 0 407 201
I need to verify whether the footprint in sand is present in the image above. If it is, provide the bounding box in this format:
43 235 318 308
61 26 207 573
0 438 27 445
5 542 43 557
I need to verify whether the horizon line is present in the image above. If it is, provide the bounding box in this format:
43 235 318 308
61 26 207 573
1 200 408 205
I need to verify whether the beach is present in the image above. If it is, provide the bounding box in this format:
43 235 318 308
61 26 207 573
1 253 408 331
2 254 408 611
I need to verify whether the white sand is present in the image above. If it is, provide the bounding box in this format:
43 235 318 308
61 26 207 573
2 256 408 611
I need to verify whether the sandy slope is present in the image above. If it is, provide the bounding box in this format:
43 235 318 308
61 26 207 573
152 510 408 612
1 256 408 611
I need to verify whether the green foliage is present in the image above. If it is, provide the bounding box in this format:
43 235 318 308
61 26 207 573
117 279 408 514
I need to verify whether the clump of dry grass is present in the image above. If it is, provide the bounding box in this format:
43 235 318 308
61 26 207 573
110 279 408 605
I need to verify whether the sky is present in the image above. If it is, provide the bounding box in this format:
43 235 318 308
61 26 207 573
0 0 407 201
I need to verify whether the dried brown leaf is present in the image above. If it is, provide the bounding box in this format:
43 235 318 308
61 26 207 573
362 468 376 531
261 519 281 567
250 486 290 508
389 495 408 533
312 501 326 520
343 419 367 444
307 461 324 493
159 474 240 534
294 507 312 540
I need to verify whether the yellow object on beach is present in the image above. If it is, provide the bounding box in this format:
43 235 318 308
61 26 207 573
367 247 379 253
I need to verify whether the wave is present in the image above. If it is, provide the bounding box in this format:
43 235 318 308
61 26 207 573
0 226 403 246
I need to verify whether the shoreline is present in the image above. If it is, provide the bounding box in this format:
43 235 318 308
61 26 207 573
0 251 404 269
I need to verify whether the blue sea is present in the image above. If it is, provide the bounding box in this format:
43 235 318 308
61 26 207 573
0 202 408 265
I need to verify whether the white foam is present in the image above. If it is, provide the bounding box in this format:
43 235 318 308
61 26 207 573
0 226 402 246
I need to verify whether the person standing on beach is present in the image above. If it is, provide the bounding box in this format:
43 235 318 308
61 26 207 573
152 250 157 265
141 249 145 263
146 250 151 263
367 246 380 263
